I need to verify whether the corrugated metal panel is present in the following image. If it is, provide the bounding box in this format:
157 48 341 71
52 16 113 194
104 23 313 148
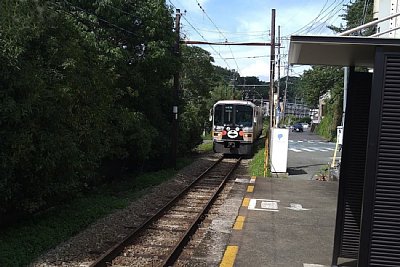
332 70 372 262
368 55 400 266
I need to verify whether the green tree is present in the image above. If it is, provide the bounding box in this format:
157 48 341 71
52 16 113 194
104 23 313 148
329 0 374 35
300 66 343 108
279 76 300 102
0 0 178 217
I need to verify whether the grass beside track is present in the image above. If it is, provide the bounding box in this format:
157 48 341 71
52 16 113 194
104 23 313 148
0 158 193 267
249 137 269 177
249 146 266 177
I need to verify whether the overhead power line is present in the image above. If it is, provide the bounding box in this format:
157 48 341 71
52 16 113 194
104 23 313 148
182 40 277 46
291 0 348 35
62 0 135 35
194 0 240 72
167 0 232 69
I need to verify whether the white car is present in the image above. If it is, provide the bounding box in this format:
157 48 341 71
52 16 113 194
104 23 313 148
301 123 309 129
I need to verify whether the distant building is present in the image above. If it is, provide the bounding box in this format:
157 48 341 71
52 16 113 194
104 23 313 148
318 91 331 122
310 108 319 123
284 102 310 118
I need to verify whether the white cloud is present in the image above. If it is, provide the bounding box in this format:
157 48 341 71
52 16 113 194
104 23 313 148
241 60 269 80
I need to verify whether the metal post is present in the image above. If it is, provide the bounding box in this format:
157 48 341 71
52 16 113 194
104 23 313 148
276 25 281 126
283 63 289 120
171 9 181 169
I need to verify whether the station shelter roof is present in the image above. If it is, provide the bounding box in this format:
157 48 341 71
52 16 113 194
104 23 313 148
289 35 400 67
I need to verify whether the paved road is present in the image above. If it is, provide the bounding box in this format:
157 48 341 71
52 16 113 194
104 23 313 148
287 129 340 180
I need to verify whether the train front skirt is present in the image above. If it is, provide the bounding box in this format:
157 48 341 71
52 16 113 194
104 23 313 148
213 141 253 155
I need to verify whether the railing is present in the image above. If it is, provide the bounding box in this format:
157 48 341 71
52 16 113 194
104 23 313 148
339 11 400 37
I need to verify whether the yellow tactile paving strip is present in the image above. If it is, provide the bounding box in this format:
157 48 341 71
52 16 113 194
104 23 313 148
233 215 245 230
242 197 250 207
220 175 258 266
219 245 239 267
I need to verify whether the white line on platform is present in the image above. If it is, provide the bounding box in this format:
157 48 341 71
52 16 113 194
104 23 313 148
235 178 250 184
248 199 280 212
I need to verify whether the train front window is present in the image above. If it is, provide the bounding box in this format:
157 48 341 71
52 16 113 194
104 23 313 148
224 105 234 124
236 105 253 127
214 105 223 125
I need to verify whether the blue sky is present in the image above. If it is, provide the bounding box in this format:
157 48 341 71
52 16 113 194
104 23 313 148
168 0 351 81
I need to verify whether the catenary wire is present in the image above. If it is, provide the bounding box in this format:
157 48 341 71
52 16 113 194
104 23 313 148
167 0 232 70
195 0 240 73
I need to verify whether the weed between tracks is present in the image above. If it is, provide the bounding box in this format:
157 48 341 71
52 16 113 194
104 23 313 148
0 158 192 267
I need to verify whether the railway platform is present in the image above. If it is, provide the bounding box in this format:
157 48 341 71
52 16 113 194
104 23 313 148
220 175 355 267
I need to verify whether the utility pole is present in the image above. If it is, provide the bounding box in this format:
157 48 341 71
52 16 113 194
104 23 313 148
171 9 181 169
265 9 275 177
269 9 276 130
276 25 281 126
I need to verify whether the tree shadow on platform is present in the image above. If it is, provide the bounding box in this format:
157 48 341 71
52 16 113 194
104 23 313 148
287 167 307 175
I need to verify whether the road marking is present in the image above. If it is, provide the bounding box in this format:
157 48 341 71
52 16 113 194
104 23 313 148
286 203 310 211
242 197 250 207
220 245 239 267
248 199 280 212
302 148 314 152
233 215 245 230
289 148 302 152
250 176 256 184
303 264 331 267
247 185 254 193
298 140 304 143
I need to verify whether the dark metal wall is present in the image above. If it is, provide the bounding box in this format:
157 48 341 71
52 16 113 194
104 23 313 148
358 50 400 266
332 68 372 265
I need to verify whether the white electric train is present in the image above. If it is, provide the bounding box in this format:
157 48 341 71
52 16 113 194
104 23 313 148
211 100 263 155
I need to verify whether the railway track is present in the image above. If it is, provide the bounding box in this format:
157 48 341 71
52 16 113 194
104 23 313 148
90 156 241 267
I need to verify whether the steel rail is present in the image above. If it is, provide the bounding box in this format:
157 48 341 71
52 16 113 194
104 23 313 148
90 156 226 267
162 156 242 266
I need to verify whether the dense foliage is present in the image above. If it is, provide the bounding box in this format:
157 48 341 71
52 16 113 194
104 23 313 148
300 66 343 108
0 0 238 221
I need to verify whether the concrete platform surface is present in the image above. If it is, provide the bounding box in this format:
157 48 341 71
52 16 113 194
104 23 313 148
223 177 340 267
